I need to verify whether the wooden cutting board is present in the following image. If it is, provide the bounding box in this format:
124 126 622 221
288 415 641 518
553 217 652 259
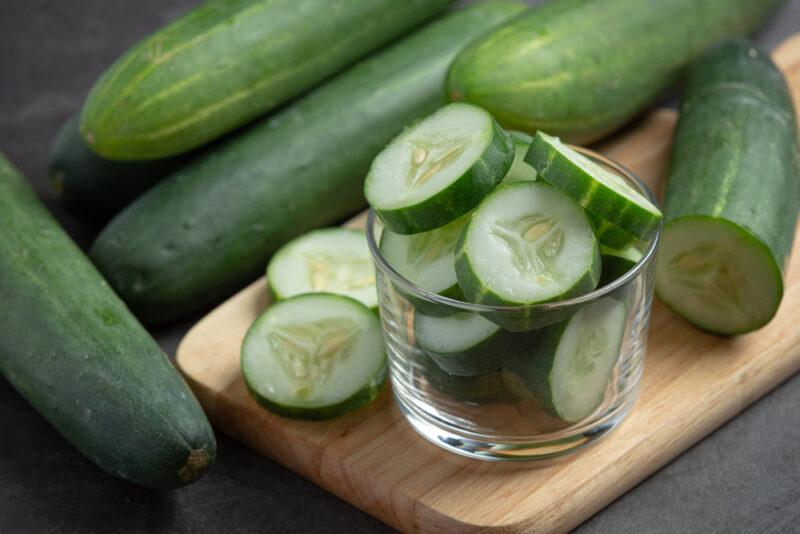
176 35 800 533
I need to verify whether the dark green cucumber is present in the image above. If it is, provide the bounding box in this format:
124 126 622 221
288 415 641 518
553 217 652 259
446 0 784 143
0 154 215 488
91 1 528 325
81 0 454 160
49 114 185 219
415 364 510 406
599 245 643 286
656 39 800 335
588 211 637 250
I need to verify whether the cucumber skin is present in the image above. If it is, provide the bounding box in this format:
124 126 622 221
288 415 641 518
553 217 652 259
80 0 454 160
446 0 784 143
588 212 637 250
599 249 639 287
659 39 799 334
526 132 661 240
0 155 216 488
90 1 528 325
370 113 515 235
49 114 186 220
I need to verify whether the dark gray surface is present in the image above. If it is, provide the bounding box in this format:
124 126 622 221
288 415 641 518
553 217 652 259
0 1 798 532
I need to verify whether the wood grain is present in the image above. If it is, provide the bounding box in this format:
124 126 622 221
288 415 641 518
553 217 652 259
176 35 800 533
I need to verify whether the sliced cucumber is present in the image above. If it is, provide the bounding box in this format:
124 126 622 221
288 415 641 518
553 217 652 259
415 364 510 406
656 217 783 335
503 131 537 183
379 214 468 299
588 211 638 250
414 311 508 376
267 228 376 309
599 244 644 286
526 131 662 239
503 297 626 423
241 293 386 420
364 102 514 234
456 181 600 308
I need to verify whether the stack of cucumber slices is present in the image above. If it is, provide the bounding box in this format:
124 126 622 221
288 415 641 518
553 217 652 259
242 102 661 424
366 103 662 423
241 228 387 420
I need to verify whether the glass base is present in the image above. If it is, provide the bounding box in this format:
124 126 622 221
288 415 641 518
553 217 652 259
394 389 637 462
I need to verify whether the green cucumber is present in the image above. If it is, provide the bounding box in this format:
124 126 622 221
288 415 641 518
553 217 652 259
81 0 454 160
49 114 185 219
599 245 643 286
414 311 517 376
267 228 376 309
446 0 783 143
455 181 601 308
91 1 528 325
503 131 537 183
588 211 637 250
241 293 386 420
365 102 514 234
526 131 662 239
415 364 510 406
0 154 215 488
503 297 626 423
656 40 800 335
379 214 468 300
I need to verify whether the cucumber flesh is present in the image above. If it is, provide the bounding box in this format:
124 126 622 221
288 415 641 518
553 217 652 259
379 214 468 298
503 297 626 423
526 131 662 239
241 294 386 420
655 217 782 335
267 228 376 309
365 102 513 234
414 311 508 376
599 244 643 286
503 130 537 183
456 181 600 307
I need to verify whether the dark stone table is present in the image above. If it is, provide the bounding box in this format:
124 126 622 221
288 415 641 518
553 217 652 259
1 1 799 532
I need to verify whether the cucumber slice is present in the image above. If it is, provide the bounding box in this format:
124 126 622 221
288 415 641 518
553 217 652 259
588 211 637 249
241 294 386 420
456 181 601 308
267 228 376 309
379 214 468 299
503 131 537 183
414 311 511 376
599 244 644 286
415 364 510 406
526 131 662 239
655 217 783 335
503 297 626 423
364 102 514 234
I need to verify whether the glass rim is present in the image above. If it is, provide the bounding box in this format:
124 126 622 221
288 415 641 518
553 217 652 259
365 145 662 314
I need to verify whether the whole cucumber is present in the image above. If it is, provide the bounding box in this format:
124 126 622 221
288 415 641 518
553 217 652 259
80 0 454 160
0 154 216 488
49 114 185 220
446 0 784 143
91 0 528 325
656 39 800 335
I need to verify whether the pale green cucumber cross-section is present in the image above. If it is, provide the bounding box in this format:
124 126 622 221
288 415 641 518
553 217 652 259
241 294 386 420
456 181 600 308
267 228 376 309
365 102 514 234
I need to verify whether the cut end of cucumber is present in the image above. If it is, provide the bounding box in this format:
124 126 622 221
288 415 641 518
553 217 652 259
366 103 493 210
267 229 376 309
656 217 783 335
551 298 626 422
241 294 386 419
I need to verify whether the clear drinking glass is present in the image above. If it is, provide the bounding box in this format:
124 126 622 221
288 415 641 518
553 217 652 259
366 148 660 461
